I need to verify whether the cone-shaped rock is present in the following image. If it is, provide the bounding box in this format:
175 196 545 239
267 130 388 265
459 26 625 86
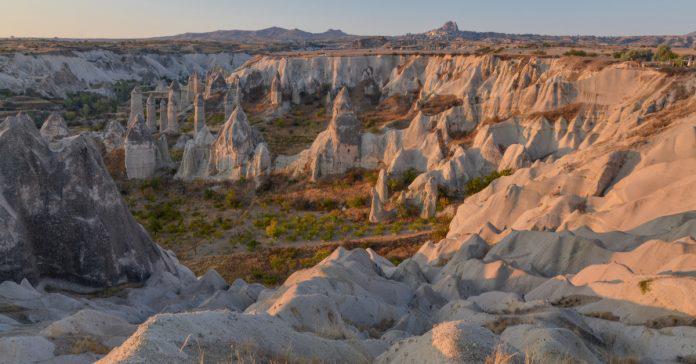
194 93 205 134
208 107 265 181
146 95 157 130
159 99 168 132
0 114 175 287
375 169 389 203
39 112 69 142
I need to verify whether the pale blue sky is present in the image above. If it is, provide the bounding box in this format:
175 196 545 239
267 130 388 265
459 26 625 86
1 0 695 38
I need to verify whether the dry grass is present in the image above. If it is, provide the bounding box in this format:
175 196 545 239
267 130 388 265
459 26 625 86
419 94 464 116
485 346 518 364
69 337 111 355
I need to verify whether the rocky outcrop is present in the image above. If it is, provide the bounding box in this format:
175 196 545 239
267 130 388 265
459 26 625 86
0 113 175 287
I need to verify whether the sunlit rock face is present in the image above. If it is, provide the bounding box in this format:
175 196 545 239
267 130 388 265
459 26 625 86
0 113 175 287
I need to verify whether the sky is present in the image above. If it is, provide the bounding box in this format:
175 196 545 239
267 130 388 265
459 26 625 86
1 0 695 39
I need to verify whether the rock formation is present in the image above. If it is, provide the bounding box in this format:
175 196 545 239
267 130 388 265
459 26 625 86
224 83 241 121
3 53 696 364
207 107 271 185
369 169 394 223
194 93 205 133
124 114 158 180
175 125 216 180
158 99 168 132
270 72 283 107
0 113 175 287
145 95 157 130
166 87 179 133
375 168 389 202
205 71 228 98
187 72 201 102
39 112 69 143
128 87 143 123
283 87 361 181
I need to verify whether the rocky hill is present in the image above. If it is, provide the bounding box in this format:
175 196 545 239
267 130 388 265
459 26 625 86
159 26 353 43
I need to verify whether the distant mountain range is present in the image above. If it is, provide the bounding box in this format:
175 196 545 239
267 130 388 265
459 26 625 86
409 22 696 48
158 22 695 48
157 27 353 43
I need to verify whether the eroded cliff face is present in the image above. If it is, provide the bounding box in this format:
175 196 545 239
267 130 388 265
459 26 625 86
0 50 250 98
2 53 696 363
232 54 690 220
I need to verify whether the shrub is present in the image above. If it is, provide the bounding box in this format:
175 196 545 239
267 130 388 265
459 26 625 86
564 49 587 57
654 45 679 62
225 190 242 208
63 92 117 119
465 169 513 196
300 249 332 268
639 279 653 294
388 168 420 192
397 201 420 219
245 239 259 252
347 195 368 209
203 188 214 200
265 218 284 239
617 49 654 62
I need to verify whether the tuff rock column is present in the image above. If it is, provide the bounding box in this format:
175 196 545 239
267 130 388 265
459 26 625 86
194 94 205 134
159 99 168 133
125 114 158 180
146 95 157 130
166 88 179 134
129 87 143 124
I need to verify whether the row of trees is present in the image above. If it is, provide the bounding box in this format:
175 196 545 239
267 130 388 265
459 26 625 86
613 45 690 65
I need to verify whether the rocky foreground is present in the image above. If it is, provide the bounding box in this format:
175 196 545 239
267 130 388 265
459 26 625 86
0 53 695 363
